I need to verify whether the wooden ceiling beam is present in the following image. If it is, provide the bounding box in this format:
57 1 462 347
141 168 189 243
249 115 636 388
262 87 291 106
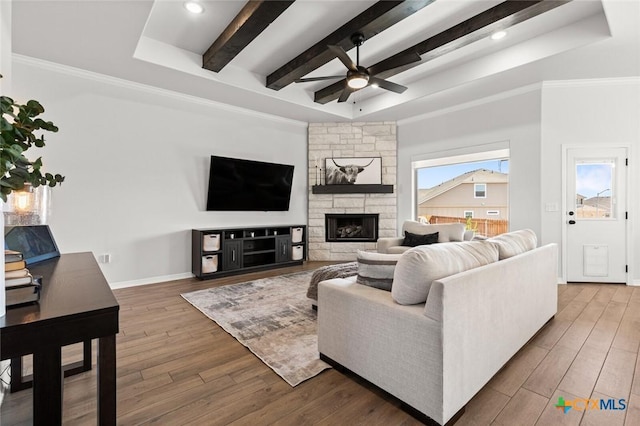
266 0 435 91
203 1 296 73
314 0 570 104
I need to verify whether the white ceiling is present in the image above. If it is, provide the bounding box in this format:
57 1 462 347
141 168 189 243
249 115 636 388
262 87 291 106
10 0 640 123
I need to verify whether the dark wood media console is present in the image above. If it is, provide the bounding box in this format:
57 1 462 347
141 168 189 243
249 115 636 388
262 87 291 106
192 225 306 279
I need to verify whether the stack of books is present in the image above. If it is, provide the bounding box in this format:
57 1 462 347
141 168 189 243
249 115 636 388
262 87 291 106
5 250 41 307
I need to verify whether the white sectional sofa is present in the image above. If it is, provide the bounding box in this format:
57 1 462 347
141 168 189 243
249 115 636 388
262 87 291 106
317 230 558 425
377 221 475 254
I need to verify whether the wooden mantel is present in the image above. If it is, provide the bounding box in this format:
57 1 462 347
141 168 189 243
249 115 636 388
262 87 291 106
311 184 394 194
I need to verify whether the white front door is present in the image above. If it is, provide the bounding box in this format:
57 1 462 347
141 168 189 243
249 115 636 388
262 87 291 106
565 147 628 283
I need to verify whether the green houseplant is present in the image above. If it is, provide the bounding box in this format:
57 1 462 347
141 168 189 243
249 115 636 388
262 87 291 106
1 93 64 202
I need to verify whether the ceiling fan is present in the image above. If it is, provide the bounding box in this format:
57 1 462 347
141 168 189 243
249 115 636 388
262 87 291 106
295 32 421 103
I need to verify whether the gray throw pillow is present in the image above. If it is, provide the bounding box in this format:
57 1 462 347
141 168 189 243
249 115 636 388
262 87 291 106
356 251 402 291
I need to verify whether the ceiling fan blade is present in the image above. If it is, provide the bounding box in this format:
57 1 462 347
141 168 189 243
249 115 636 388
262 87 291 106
369 77 407 94
368 51 421 76
337 88 353 103
328 45 357 72
295 76 345 83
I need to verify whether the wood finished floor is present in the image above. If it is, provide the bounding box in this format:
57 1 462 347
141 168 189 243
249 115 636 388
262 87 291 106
1 262 639 425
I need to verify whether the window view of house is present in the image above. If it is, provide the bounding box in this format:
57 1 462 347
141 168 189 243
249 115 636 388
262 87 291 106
575 162 614 219
416 158 509 237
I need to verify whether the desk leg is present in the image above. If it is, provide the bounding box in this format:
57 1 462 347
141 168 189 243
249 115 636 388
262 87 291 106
33 347 63 426
98 334 116 426
10 356 30 392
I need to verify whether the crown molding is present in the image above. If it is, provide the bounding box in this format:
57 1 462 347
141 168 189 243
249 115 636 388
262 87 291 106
542 76 640 88
12 54 308 128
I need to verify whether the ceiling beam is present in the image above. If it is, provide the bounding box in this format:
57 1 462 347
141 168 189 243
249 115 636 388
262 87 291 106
266 0 435 91
203 1 296 73
314 0 570 104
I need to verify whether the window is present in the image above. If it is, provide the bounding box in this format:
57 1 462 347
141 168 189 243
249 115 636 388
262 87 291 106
474 183 487 198
575 161 614 219
413 148 509 237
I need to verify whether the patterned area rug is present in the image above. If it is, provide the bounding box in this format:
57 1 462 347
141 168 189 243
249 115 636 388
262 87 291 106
181 271 330 386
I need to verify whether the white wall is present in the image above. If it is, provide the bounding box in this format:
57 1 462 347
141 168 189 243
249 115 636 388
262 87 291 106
397 79 640 284
541 78 640 284
12 58 308 287
397 88 543 237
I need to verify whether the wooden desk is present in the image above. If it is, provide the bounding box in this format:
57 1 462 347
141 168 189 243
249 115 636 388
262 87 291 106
0 252 119 425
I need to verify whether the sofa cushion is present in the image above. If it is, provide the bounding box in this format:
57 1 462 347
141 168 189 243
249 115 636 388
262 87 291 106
402 221 465 243
356 251 402 291
488 229 537 260
392 240 499 305
402 231 439 248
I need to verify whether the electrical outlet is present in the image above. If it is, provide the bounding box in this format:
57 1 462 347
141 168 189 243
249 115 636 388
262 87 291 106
99 253 112 263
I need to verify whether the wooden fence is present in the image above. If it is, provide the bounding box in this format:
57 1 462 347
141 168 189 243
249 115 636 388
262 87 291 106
427 215 508 238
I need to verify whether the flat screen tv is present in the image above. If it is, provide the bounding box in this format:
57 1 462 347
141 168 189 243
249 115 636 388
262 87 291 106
206 156 294 211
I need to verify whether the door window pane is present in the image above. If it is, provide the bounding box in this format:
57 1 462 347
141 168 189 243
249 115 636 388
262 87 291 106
575 162 613 219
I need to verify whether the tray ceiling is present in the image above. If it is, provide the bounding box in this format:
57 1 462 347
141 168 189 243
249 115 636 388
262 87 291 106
10 0 640 122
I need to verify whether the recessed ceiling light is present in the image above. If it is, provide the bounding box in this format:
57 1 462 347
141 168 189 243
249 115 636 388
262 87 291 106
184 1 204 14
491 31 507 40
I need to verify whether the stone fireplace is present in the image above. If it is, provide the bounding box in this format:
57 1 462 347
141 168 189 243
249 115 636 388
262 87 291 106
325 214 379 243
308 122 397 261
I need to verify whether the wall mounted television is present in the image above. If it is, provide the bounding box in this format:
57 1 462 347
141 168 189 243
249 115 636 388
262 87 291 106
206 155 294 211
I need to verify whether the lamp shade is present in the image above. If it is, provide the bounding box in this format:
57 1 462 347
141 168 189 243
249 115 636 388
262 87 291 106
3 184 51 225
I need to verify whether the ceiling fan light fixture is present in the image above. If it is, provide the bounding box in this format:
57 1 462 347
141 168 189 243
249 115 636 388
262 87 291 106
184 1 204 14
347 73 369 89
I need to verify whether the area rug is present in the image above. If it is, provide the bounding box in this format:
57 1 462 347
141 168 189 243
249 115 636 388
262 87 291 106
181 271 330 386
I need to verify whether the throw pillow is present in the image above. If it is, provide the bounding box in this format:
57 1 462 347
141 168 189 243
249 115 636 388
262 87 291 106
402 221 466 242
392 240 499 305
402 231 439 247
356 251 402 291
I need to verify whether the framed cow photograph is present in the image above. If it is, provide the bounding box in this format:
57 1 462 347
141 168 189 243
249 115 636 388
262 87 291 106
325 157 382 185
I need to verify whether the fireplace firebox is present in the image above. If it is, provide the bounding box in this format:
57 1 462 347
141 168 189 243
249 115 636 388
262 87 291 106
325 214 379 243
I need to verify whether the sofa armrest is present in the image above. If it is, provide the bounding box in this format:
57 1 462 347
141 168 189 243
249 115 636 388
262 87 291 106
376 237 404 253
317 277 445 424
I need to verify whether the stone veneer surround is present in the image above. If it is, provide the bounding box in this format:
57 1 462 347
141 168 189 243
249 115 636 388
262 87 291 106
308 122 397 261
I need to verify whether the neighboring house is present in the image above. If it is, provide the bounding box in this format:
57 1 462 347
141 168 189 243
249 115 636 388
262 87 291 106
417 169 508 220
577 195 612 218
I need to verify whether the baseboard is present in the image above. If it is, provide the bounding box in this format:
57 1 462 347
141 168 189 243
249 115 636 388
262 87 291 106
629 279 640 287
110 272 194 289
